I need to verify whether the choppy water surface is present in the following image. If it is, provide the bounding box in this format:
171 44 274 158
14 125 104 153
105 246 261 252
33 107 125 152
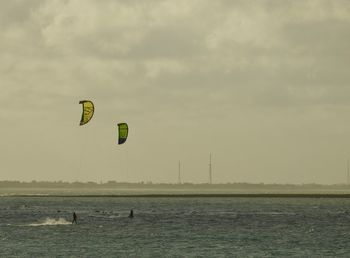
1 197 350 257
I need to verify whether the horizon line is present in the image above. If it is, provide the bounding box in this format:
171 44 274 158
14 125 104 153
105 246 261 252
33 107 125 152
0 180 350 187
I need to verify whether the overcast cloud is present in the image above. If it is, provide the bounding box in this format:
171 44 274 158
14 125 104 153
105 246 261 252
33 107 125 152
1 0 350 184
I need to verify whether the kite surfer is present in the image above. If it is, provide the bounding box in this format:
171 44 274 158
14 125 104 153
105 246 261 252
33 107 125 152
128 209 134 218
72 212 77 224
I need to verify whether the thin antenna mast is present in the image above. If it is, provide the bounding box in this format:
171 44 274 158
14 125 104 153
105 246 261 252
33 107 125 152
209 153 212 184
178 161 182 184
347 159 349 186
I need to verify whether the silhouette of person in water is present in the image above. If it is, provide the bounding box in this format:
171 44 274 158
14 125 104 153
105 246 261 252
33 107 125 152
128 209 134 218
72 212 77 224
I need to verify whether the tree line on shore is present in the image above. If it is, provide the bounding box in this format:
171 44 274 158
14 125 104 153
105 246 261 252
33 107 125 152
0 180 349 189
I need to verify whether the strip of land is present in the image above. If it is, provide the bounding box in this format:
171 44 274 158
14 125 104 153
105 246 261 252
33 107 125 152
1 181 350 197
3 193 350 198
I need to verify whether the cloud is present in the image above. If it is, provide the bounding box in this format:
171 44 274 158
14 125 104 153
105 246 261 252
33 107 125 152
2 0 350 119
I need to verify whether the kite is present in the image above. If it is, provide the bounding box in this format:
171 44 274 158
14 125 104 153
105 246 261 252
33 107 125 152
117 123 128 144
79 100 94 126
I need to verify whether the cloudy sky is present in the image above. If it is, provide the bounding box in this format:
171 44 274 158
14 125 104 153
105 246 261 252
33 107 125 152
1 0 350 184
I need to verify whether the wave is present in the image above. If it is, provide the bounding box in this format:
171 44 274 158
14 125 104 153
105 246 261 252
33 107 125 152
88 214 122 219
28 217 71 226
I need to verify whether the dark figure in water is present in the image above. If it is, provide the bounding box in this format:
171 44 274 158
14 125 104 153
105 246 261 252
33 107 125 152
72 212 77 224
128 209 134 218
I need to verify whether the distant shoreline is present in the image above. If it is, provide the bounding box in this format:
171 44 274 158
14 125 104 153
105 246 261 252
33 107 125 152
3 194 350 198
1 181 349 189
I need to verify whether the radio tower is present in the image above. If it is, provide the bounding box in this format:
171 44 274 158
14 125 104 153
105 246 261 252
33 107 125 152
209 153 212 184
347 159 349 186
178 161 182 184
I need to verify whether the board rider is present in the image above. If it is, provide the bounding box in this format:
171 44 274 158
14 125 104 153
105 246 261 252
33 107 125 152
72 212 77 224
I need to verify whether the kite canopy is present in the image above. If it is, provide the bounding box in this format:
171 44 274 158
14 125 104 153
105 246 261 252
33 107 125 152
118 123 128 144
79 100 94 126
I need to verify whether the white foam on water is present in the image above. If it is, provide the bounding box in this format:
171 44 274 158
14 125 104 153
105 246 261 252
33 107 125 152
28 217 71 226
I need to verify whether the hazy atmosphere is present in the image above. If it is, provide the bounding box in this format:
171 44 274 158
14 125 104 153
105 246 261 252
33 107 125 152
1 0 350 184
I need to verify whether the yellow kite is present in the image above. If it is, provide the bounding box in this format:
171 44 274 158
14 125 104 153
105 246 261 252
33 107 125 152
79 100 94 126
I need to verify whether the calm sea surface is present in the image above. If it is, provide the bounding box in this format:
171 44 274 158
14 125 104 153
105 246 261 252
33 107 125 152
1 197 350 257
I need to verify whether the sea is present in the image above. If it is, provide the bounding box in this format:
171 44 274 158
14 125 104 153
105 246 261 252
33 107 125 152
1 195 350 257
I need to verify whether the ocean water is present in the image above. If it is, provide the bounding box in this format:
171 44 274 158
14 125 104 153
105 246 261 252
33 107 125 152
1 197 350 257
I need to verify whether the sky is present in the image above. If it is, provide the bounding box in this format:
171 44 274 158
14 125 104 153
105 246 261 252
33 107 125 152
1 0 350 184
